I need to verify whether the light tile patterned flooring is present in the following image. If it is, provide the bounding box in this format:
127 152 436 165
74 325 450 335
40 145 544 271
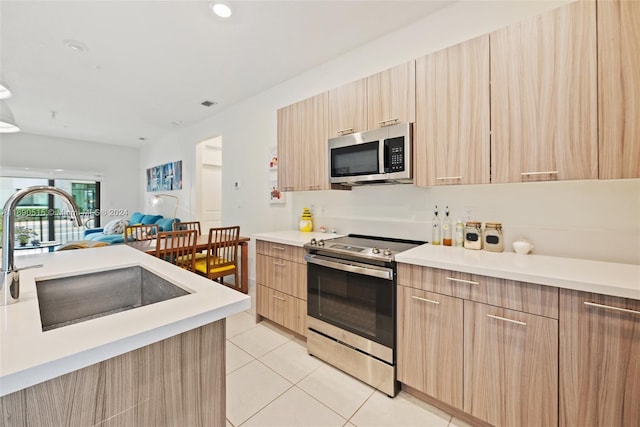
225 308 472 427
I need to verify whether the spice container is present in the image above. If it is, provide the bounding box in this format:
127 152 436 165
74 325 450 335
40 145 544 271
483 222 503 252
464 221 483 250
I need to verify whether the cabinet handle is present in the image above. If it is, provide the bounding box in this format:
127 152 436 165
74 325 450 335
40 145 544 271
520 171 559 177
307 185 320 189
272 262 286 267
446 277 479 286
436 176 463 181
583 301 640 316
487 314 527 326
273 295 286 301
271 246 286 251
337 128 354 136
378 118 399 127
411 295 440 305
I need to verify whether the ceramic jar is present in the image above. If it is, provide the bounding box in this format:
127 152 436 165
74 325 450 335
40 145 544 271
299 207 313 232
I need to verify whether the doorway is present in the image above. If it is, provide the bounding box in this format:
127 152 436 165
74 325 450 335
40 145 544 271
195 136 222 231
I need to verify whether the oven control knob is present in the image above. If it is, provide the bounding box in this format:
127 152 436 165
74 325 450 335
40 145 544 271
310 238 317 246
383 248 392 256
371 247 380 254
318 239 325 247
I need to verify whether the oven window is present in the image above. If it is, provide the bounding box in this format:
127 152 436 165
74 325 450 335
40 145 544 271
330 141 379 177
307 262 394 347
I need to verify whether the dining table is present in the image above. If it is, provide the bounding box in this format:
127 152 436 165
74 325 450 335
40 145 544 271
127 234 251 294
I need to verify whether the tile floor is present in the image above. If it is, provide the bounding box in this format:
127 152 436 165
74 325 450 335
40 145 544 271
225 308 472 427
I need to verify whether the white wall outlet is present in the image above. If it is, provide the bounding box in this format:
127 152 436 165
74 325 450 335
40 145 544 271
464 206 475 221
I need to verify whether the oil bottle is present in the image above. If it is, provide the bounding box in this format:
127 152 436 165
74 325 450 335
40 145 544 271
431 205 441 245
442 206 452 246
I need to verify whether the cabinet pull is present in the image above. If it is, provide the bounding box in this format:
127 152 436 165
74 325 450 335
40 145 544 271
583 301 640 316
487 314 527 326
411 295 440 305
307 185 320 189
271 246 286 251
272 262 286 267
436 176 463 181
273 295 286 301
520 171 559 177
378 118 399 127
337 128 354 136
446 277 479 286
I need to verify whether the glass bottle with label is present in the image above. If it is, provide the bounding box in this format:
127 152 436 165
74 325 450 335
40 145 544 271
442 206 452 246
431 205 441 245
455 219 464 247
483 222 504 252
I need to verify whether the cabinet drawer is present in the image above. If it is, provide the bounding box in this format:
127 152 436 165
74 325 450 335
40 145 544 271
257 285 307 337
256 240 306 263
256 254 307 299
398 263 558 318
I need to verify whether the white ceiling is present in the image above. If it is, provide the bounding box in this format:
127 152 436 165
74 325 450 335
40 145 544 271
0 0 452 147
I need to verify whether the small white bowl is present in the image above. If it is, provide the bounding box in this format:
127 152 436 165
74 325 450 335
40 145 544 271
513 238 534 255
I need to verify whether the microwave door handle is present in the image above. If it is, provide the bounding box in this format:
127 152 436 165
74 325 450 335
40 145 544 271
382 139 390 173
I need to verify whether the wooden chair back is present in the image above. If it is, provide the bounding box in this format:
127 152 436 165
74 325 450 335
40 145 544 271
154 229 198 271
194 226 240 285
173 221 202 236
124 224 159 243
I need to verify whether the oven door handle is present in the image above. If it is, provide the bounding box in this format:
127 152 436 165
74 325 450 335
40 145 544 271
304 254 393 280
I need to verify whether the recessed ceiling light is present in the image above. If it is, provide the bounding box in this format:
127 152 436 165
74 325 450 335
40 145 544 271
0 83 12 100
172 120 183 126
211 3 232 18
63 39 89 53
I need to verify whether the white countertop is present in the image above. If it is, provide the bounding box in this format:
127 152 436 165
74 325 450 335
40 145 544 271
0 245 251 397
254 230 346 247
396 244 640 300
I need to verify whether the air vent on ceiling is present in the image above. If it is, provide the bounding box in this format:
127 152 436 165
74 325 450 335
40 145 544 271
201 100 218 107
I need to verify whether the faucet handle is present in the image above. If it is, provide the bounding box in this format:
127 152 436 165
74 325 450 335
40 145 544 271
15 264 44 273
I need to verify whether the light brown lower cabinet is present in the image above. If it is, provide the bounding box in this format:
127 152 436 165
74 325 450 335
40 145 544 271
257 284 306 336
397 286 463 409
256 240 308 336
464 301 558 427
0 320 225 427
559 289 640 427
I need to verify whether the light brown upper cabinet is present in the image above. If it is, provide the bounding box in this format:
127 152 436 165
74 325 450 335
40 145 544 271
414 35 490 187
597 0 640 179
328 78 367 137
367 61 416 129
490 1 598 183
277 92 330 191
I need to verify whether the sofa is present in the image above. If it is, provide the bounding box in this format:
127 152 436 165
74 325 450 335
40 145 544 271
82 211 180 244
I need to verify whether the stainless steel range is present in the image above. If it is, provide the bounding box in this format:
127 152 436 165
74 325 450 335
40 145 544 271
304 234 425 397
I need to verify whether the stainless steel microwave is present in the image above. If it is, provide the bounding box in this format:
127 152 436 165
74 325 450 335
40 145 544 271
328 122 412 185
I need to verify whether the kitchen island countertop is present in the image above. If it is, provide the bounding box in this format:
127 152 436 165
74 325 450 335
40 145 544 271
0 244 250 397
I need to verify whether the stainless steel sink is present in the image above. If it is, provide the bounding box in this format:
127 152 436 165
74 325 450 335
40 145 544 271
36 266 190 331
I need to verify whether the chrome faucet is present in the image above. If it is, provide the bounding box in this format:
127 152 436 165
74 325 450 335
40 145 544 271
1 186 83 305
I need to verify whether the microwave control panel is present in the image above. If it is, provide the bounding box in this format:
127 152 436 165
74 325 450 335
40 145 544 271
385 136 405 172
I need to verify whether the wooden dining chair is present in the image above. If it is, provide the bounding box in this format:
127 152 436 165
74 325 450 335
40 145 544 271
124 224 159 243
154 229 198 272
173 220 202 236
194 226 240 288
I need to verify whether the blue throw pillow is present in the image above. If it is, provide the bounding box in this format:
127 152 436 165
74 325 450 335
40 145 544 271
129 212 145 224
141 214 163 225
156 217 176 232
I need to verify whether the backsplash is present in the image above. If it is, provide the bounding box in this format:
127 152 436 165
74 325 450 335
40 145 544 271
292 179 640 265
